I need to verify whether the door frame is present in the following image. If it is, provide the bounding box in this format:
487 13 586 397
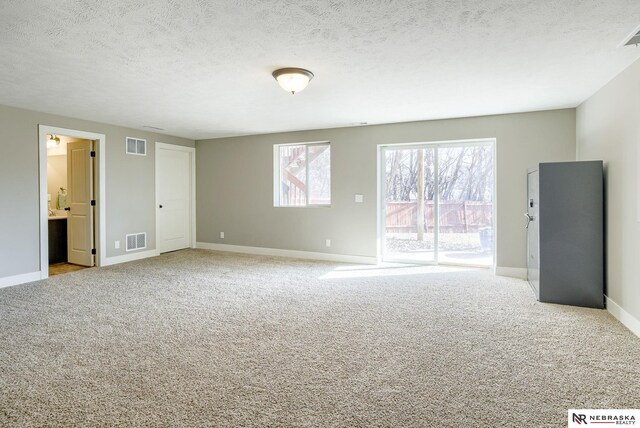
155 142 196 253
377 138 497 269
526 168 540 297
38 125 106 278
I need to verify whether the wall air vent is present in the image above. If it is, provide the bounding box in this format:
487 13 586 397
621 25 640 47
126 232 147 251
126 137 147 155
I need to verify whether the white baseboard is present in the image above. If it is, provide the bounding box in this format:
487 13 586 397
0 271 42 289
495 266 527 279
196 242 377 265
101 249 160 267
606 296 640 338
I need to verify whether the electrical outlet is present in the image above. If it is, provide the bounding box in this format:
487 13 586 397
325 239 331 247
115 240 120 249
220 232 225 239
355 194 364 203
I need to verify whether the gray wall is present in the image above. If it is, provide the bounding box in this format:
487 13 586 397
576 57 640 322
196 109 576 270
0 104 194 278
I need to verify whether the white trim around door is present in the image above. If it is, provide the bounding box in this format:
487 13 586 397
155 143 196 253
38 125 107 279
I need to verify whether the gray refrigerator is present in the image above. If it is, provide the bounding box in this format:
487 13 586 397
526 161 604 308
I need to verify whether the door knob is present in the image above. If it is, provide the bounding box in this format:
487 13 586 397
64 207 71 211
159 205 163 208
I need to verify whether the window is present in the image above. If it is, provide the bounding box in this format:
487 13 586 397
274 142 331 207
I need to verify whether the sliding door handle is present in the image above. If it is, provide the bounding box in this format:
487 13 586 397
524 212 534 229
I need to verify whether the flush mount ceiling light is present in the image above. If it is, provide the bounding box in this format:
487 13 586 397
272 68 314 94
47 134 60 148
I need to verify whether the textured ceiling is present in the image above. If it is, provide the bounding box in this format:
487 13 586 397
1 1 640 140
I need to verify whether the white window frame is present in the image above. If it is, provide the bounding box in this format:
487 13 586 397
273 141 331 207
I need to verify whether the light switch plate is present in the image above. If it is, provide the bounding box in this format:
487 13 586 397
220 232 225 239
355 194 364 203
115 241 120 249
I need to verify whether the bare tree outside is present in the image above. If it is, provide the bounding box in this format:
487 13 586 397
384 143 493 265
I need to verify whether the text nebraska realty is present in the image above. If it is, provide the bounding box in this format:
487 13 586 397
573 413 636 425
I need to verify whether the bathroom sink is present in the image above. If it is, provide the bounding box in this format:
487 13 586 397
48 210 68 220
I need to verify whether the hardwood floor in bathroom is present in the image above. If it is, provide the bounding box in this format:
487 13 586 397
49 263 88 276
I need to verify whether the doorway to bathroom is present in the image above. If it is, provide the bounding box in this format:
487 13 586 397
46 135 95 275
38 126 106 279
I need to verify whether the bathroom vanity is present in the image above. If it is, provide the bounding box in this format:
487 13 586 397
48 215 67 264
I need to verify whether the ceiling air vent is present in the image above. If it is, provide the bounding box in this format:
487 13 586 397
126 232 147 251
126 137 147 156
621 25 640 47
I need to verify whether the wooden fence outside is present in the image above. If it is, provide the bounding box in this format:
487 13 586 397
386 201 492 233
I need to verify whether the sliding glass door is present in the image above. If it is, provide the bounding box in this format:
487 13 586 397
380 140 494 267
383 146 437 263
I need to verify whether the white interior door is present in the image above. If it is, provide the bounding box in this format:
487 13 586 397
67 140 94 266
157 145 192 253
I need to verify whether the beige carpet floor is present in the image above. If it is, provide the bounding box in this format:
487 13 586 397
1 249 639 427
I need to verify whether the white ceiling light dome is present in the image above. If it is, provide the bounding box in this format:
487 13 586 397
272 68 314 94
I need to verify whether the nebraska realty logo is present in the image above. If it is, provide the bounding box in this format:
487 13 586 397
569 409 639 426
